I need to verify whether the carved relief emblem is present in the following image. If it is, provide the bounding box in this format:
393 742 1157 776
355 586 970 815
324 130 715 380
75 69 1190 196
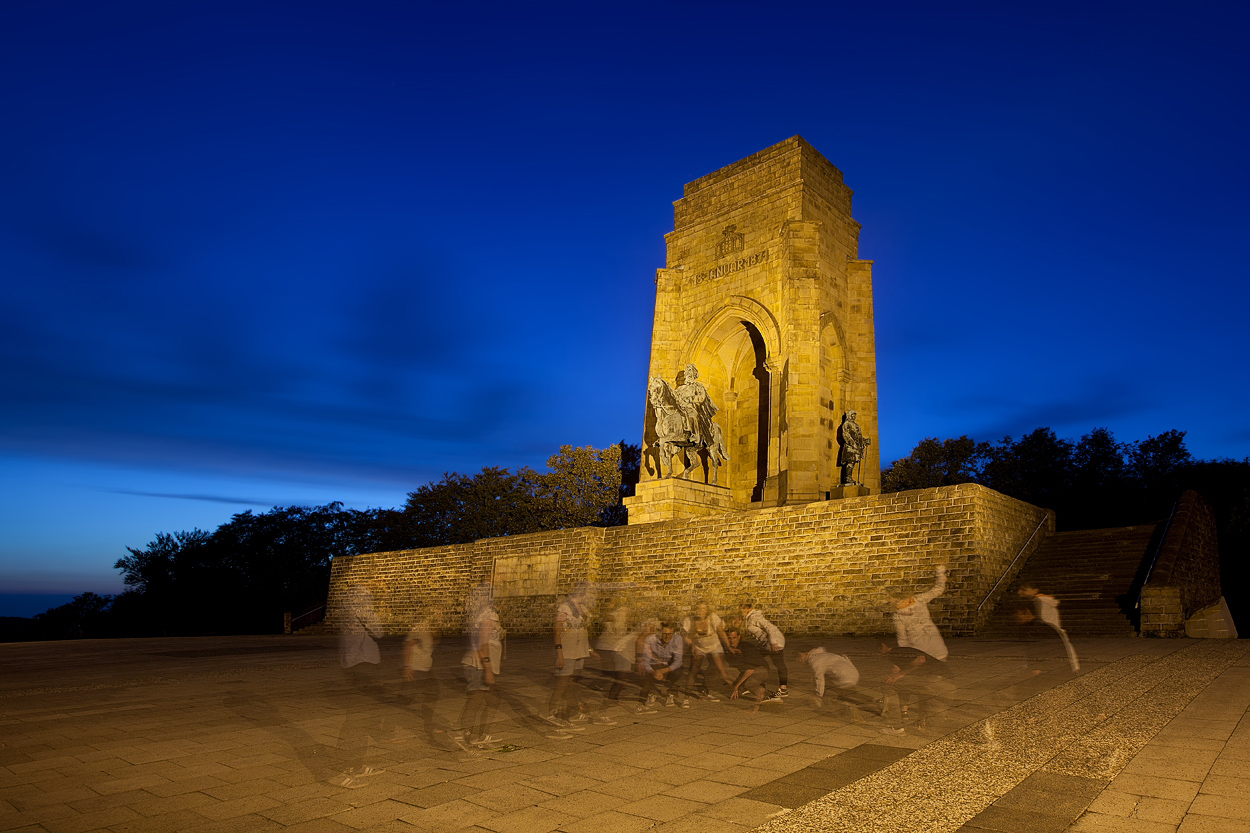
715 224 745 259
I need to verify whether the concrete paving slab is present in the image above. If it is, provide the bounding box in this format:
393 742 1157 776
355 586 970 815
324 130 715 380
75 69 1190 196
1 635 1246 833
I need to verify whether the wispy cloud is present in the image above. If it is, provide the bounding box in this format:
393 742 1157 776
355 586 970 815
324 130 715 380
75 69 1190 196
107 490 272 507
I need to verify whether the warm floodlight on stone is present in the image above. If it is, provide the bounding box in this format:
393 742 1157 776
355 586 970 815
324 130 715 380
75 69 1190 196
626 136 880 525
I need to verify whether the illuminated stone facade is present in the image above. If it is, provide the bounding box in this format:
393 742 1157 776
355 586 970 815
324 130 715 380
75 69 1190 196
628 136 879 524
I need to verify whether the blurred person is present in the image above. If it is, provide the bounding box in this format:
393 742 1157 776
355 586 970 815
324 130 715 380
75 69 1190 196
739 600 789 696
335 582 387 787
402 605 447 746
592 597 633 715
455 585 504 750
888 564 949 664
1017 583 1079 671
797 646 874 714
682 602 734 698
879 565 951 733
1010 600 1069 675
630 617 660 713
544 583 597 729
877 642 929 734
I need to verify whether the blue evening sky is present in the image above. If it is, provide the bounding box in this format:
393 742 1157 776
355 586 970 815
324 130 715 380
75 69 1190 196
2 1 1248 615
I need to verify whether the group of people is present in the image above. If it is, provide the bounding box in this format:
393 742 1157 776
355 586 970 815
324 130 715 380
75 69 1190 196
460 588 801 747
334 563 1079 787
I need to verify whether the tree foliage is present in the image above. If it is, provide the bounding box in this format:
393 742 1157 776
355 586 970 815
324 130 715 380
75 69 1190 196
884 426 1247 631
81 442 637 637
883 426 1203 530
380 442 633 550
32 592 116 639
536 443 624 530
394 466 545 548
115 529 212 595
111 503 376 634
880 436 991 492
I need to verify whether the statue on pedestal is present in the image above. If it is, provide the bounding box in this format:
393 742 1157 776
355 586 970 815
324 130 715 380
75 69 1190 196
647 364 729 484
837 411 871 486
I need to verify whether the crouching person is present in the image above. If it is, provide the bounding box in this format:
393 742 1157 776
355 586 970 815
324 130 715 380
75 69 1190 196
640 621 689 709
797 646 874 717
726 627 781 712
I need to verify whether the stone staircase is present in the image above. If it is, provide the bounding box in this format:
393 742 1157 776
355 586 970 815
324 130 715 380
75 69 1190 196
982 523 1164 636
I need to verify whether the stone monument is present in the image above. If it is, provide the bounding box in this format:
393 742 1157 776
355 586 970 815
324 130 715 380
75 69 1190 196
324 137 1209 642
626 136 880 524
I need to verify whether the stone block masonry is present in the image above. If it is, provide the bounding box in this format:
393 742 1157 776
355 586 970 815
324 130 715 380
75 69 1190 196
1143 490 1222 621
326 483 1053 638
637 136 881 519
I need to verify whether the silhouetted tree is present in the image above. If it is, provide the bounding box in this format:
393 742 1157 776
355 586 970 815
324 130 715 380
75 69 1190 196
1065 428 1132 528
881 436 990 492
115 529 212 595
981 428 1075 512
1127 429 1193 518
397 466 544 548
884 427 1219 533
600 440 641 527
33 592 115 639
114 504 376 634
208 502 374 629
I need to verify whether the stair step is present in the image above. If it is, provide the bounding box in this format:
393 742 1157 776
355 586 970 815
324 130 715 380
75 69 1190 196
981 521 1161 636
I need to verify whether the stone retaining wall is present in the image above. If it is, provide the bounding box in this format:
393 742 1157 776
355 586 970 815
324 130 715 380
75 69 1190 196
1140 490 1223 637
326 483 1053 638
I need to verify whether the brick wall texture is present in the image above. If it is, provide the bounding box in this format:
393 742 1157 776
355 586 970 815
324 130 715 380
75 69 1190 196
326 483 1053 639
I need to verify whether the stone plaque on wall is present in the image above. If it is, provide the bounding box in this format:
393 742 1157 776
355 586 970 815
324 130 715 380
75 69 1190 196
492 552 559 598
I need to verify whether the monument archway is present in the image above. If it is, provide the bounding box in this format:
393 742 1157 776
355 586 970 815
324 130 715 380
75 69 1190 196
685 301 781 504
625 136 880 525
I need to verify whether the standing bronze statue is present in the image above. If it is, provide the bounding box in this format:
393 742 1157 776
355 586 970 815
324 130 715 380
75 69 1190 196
837 411 871 486
647 364 729 484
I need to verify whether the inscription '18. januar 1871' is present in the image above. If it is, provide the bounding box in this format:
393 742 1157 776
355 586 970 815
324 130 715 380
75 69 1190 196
693 249 770 284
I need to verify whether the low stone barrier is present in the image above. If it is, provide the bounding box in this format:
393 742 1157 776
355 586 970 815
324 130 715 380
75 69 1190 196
326 483 1052 638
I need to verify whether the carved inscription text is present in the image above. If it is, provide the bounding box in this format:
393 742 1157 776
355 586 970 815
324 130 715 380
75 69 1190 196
694 248 770 284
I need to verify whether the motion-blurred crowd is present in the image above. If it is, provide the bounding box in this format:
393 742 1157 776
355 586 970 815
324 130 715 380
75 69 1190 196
331 565 1077 787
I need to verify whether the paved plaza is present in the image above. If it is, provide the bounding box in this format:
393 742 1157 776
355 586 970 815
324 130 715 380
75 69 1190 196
1 634 1247 833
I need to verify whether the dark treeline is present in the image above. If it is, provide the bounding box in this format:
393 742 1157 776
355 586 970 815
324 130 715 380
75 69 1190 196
881 427 1247 533
883 427 1249 626
16 428 1247 640
14 443 638 640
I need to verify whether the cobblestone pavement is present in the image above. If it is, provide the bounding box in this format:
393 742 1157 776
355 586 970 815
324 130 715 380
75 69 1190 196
1 635 1245 833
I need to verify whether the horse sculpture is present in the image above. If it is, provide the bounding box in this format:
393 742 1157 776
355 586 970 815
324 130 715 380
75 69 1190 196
647 375 729 485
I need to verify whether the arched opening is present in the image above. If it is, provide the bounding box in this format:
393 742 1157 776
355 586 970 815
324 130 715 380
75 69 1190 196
696 320 769 503
744 324 770 502
684 300 780 504
819 320 848 496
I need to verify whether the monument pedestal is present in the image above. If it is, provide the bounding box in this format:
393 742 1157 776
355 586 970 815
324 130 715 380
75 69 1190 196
829 484 874 500
625 478 738 525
